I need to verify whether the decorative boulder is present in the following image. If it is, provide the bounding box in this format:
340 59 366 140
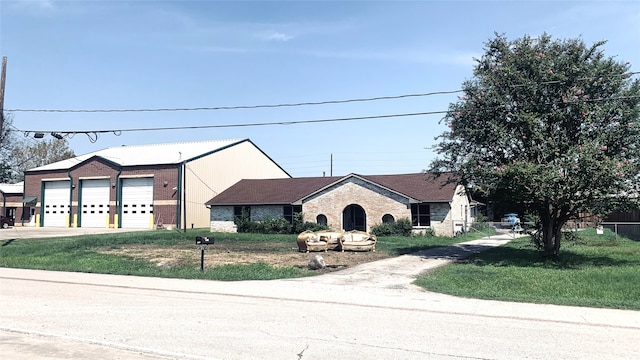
308 254 327 270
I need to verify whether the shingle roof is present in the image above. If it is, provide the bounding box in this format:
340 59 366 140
205 173 460 205
27 139 248 172
205 177 342 205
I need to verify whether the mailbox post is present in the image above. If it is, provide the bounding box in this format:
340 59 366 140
195 236 215 271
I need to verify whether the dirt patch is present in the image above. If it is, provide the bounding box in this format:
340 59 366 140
96 242 392 272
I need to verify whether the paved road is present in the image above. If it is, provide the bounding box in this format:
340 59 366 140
1 235 639 359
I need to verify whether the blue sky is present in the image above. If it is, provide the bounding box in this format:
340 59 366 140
2 0 639 177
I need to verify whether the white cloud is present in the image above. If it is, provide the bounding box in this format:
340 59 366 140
14 0 55 10
258 31 295 42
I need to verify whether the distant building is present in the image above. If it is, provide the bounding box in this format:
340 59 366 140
23 139 289 229
206 173 474 236
0 182 26 225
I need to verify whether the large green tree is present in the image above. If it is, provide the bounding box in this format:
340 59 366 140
432 33 640 257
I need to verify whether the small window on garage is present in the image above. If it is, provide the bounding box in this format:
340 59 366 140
316 214 327 226
382 214 395 224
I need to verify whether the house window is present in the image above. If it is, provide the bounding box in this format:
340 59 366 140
411 204 431 226
316 214 327 226
382 214 395 224
283 205 302 224
234 206 251 221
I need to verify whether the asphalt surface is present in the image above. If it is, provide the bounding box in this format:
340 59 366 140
1 231 639 359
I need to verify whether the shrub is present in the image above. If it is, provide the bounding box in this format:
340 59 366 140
256 216 292 234
235 212 328 235
419 227 436 237
371 217 414 237
394 218 414 236
370 223 394 237
292 212 329 233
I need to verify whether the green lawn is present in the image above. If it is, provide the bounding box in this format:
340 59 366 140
0 229 465 281
415 228 640 310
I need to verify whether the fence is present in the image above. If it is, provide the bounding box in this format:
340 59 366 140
453 220 640 241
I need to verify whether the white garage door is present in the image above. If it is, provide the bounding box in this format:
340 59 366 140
80 179 110 228
43 180 70 227
121 178 154 229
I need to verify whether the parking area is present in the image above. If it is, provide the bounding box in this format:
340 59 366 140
0 226 152 241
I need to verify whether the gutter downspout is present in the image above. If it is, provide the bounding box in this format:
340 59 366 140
68 169 74 228
176 163 183 231
21 173 25 226
182 161 187 233
115 169 121 228
1 189 6 218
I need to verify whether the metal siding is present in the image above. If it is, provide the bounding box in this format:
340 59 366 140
80 179 110 228
43 181 70 227
185 141 290 228
121 178 154 229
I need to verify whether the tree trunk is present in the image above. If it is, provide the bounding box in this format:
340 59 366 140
540 215 566 258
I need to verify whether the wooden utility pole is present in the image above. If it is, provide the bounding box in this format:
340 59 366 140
0 56 7 135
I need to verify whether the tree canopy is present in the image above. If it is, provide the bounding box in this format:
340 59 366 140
0 114 76 183
432 33 640 256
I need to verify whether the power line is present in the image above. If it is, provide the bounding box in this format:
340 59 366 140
15 110 449 136
5 72 638 114
14 93 640 138
6 90 463 113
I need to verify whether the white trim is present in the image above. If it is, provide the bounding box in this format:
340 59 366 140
120 174 155 179
78 176 111 180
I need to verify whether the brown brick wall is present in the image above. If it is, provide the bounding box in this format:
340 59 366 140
23 161 181 228
1 192 27 225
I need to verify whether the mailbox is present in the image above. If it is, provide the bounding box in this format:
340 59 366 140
195 236 214 245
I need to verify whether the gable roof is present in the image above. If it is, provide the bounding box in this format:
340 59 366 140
27 138 251 172
205 173 460 206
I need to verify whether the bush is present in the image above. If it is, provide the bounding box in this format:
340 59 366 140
371 217 414 237
235 212 328 235
292 212 329 233
256 216 292 234
370 223 394 237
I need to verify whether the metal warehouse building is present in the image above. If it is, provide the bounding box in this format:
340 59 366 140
22 139 290 229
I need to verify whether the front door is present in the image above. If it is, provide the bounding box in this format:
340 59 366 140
343 204 366 231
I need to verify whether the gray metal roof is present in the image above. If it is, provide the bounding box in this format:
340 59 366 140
27 139 247 171
0 182 24 194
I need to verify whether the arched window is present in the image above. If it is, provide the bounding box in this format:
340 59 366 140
343 204 366 231
382 214 395 224
316 214 327 226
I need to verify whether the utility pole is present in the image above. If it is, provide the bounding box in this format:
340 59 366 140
0 56 7 135
330 153 333 176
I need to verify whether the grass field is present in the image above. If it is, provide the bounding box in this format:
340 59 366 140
414 228 640 310
0 229 465 281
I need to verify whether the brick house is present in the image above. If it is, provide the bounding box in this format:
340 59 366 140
23 139 289 229
206 173 473 236
0 182 27 226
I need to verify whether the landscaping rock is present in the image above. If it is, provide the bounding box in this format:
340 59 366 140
308 255 326 270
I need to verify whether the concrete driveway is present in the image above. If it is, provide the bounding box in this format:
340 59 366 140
0 226 152 241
